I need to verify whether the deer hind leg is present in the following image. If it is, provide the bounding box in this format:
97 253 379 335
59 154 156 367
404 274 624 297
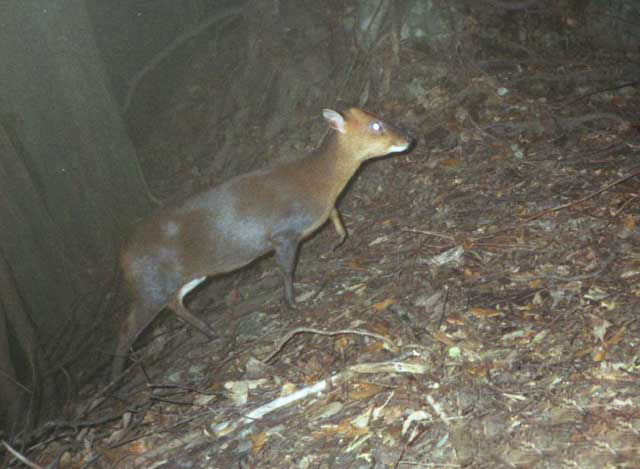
111 277 216 381
168 276 216 340
112 299 163 381
329 208 347 251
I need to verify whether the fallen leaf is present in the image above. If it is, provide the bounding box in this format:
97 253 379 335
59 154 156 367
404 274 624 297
592 347 606 362
604 324 626 347
528 279 543 288
440 158 461 167
373 298 395 311
623 214 636 231
250 431 266 456
446 314 465 325
334 336 351 353
468 307 500 318
127 440 152 455
591 316 611 343
466 362 494 376
432 331 455 346
320 419 369 437
350 383 384 400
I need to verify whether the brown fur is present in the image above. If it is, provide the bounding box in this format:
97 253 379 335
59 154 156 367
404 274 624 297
112 107 411 380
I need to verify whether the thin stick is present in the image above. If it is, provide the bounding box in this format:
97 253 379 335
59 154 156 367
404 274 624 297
521 169 640 223
265 327 396 363
2 440 42 469
478 168 640 240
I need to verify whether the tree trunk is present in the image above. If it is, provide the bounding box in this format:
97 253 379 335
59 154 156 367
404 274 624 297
0 0 152 435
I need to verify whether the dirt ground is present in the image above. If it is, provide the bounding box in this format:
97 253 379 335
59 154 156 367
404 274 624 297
20 46 640 468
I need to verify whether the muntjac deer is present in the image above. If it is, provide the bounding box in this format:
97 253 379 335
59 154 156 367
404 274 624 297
112 107 411 380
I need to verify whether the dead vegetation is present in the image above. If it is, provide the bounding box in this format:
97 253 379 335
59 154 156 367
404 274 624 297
8 26 640 469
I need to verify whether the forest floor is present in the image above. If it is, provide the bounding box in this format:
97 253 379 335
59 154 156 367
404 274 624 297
22 47 640 468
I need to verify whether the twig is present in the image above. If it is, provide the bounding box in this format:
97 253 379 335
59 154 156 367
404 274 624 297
479 168 640 239
436 285 449 330
564 81 640 106
213 359 427 438
265 327 396 363
401 228 456 241
521 169 640 223
2 440 42 469
513 254 616 282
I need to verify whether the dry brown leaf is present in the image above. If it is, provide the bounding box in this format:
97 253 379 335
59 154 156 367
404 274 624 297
592 347 606 362
380 405 405 425
528 278 543 288
446 314 465 325
302 356 326 381
590 316 611 343
432 331 455 346
440 158 461 167
349 383 384 400
433 192 447 206
466 362 494 376
373 298 395 311
334 336 351 353
604 324 626 347
369 322 392 336
623 214 636 231
575 346 593 358
142 411 168 426
362 340 386 354
468 307 500 318
250 431 266 456
127 440 151 455
320 419 369 437
510 329 537 344
511 272 533 281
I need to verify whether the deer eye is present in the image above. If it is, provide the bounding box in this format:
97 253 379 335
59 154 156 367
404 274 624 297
369 121 383 133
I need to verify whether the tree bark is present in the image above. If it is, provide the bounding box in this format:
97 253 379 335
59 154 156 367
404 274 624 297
0 0 152 435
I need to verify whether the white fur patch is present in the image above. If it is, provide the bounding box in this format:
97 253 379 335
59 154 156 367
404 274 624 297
216 188 266 246
178 276 207 303
389 143 409 152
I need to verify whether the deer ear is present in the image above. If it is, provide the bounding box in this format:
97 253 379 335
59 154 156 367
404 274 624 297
323 109 346 133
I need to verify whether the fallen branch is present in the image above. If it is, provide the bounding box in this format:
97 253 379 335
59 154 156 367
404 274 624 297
126 358 428 465
212 359 428 438
520 168 640 224
265 327 397 363
476 167 640 240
